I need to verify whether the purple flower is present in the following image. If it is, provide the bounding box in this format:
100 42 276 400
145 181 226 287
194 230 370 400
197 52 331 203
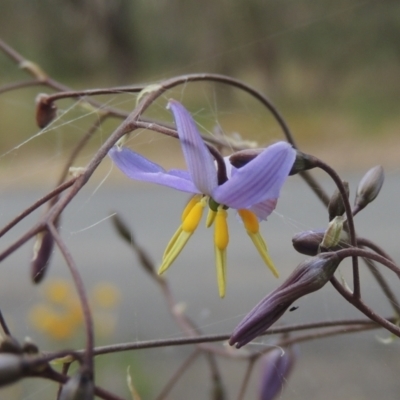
259 347 297 400
229 252 340 347
109 100 296 297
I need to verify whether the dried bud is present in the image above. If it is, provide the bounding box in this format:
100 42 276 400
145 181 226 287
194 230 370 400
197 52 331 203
35 94 57 128
354 165 384 214
229 253 340 348
31 230 54 284
0 354 24 387
259 347 296 400
59 369 94 400
22 338 39 355
328 182 349 221
0 337 22 355
292 229 349 256
320 216 344 250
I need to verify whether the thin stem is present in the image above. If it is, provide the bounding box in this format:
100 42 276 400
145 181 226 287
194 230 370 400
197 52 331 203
154 349 201 400
311 156 360 297
48 223 94 375
236 357 256 400
335 248 400 277
330 276 400 337
0 177 76 239
0 309 11 335
68 318 386 358
0 79 43 94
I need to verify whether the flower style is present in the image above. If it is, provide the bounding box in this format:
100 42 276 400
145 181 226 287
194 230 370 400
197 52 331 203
109 100 296 297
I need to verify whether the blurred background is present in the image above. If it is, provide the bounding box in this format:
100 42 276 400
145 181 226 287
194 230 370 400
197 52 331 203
0 0 400 399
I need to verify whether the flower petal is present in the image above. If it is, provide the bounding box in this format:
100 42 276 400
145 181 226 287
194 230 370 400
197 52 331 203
109 146 199 193
249 198 278 221
213 142 295 209
167 100 218 195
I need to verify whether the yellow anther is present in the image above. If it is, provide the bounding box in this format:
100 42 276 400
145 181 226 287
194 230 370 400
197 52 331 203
182 198 206 232
249 232 279 278
181 194 202 222
238 209 259 234
214 208 229 250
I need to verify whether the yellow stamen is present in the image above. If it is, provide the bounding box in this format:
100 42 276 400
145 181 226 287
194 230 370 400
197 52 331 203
182 198 206 232
159 230 192 275
249 232 279 278
215 247 227 298
238 209 259 234
160 196 206 275
239 209 279 278
214 208 229 250
181 194 202 221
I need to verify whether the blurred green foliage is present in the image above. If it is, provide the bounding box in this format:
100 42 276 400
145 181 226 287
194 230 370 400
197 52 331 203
1 0 400 156
2 0 400 98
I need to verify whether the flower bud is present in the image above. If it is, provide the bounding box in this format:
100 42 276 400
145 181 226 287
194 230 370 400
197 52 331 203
31 230 54 283
59 369 94 400
292 230 324 256
229 253 340 348
354 165 384 214
259 347 296 400
0 354 24 387
35 94 57 129
320 216 344 250
292 228 349 256
328 181 349 221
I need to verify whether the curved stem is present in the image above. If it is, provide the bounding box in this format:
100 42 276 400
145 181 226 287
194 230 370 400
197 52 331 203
48 223 94 376
311 156 360 297
330 276 400 337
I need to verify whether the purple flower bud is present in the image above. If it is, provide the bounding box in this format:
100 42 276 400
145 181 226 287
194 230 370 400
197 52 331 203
259 347 297 400
292 229 349 256
354 165 384 214
229 253 340 348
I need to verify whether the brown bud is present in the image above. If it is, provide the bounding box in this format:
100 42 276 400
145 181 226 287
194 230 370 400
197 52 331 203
22 338 39 355
31 230 54 284
354 165 384 214
328 181 349 221
35 94 57 129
